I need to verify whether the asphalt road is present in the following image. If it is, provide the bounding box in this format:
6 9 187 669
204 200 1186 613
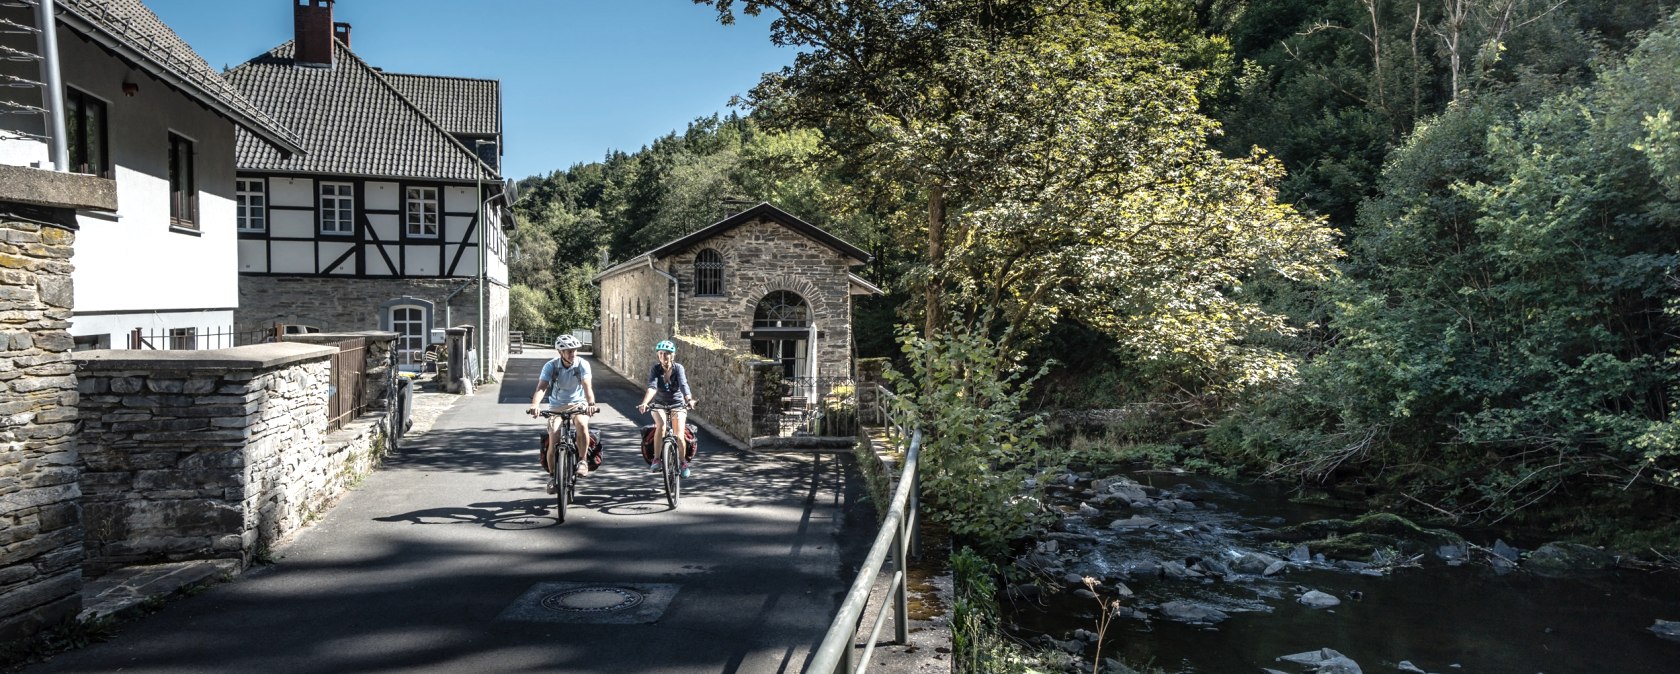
27 354 872 674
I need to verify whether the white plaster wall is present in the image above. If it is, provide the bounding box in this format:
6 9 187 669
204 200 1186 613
45 33 242 339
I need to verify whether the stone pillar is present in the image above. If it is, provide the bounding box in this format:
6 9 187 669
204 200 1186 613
0 214 81 644
856 357 889 425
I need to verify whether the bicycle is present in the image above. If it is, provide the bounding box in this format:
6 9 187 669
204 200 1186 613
534 407 592 522
646 403 687 509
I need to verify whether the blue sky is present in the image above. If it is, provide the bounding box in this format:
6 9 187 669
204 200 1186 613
146 0 795 181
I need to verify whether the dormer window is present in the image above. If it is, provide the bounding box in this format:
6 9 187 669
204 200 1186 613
694 248 724 296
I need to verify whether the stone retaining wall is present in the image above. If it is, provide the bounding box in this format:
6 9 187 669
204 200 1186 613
668 336 779 446
0 215 82 643
74 344 390 575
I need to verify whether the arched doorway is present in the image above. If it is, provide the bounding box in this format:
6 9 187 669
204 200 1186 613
750 290 810 378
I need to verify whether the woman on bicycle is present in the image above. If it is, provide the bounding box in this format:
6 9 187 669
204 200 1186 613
529 335 598 492
636 340 696 477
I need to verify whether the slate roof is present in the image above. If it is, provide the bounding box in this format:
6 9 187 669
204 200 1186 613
595 203 872 282
52 0 303 155
225 40 497 182
382 72 500 136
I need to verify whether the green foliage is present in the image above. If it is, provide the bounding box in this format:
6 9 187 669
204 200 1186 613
1231 10 1680 526
951 547 1034 674
887 324 1054 556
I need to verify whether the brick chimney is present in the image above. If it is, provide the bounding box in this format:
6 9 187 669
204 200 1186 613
293 0 335 67
333 22 351 49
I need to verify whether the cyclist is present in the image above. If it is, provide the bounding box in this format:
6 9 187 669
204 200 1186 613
635 340 696 477
528 335 598 493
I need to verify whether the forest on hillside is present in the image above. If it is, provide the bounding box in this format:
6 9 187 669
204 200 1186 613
510 0 1680 551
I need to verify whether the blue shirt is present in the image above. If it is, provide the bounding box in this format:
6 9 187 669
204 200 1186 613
539 357 591 406
646 362 692 405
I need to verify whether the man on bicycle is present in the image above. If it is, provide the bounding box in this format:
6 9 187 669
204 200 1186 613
636 340 696 477
528 335 598 493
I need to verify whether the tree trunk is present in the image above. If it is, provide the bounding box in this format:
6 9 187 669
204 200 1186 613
924 184 946 339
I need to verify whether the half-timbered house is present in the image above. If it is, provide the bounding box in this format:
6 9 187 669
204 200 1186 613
224 0 513 376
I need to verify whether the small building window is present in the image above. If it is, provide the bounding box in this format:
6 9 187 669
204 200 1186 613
694 248 724 296
237 178 267 232
319 182 354 234
168 133 196 228
406 186 440 238
168 327 196 350
65 88 108 177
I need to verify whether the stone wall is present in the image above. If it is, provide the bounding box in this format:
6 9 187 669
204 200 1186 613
74 343 392 575
596 263 673 379
236 275 510 377
670 335 778 447
0 215 82 643
281 331 398 414
667 217 857 378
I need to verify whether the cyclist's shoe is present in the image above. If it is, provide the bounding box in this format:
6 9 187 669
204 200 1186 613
649 461 662 472
575 460 590 477
680 462 691 478
545 477 557 494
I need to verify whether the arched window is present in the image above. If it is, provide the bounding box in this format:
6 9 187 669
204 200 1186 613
754 290 809 328
694 248 724 296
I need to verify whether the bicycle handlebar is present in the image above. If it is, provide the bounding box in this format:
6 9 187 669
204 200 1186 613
533 407 597 418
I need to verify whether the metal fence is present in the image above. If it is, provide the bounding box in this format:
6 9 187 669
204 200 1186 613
325 337 367 431
774 376 860 437
127 325 276 350
809 418 921 674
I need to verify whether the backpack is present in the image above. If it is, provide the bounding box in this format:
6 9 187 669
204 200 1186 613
640 424 698 465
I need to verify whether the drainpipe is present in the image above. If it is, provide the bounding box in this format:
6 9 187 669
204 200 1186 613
442 281 472 329
647 256 678 335
36 0 69 171
477 175 505 383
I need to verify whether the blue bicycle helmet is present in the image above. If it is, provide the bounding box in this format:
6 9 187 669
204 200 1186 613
654 340 676 353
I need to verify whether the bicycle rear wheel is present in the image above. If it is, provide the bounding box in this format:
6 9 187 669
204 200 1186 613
557 445 575 521
662 439 680 508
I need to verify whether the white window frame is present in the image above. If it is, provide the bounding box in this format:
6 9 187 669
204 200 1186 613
319 182 354 235
406 186 440 238
390 305 426 366
237 178 267 232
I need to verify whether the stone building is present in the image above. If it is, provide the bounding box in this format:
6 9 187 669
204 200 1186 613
225 0 514 379
593 203 880 383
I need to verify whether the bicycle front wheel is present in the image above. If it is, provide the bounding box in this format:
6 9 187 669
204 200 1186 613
557 447 575 521
663 439 680 508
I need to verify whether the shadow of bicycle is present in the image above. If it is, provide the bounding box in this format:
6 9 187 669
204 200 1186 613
373 499 560 530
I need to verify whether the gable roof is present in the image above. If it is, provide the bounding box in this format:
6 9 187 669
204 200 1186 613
595 203 871 282
381 72 500 136
224 40 496 182
52 0 303 156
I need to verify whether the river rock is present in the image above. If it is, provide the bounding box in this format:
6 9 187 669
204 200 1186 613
1490 539 1521 563
1651 619 1680 642
1525 542 1616 577
1396 661 1428 673
1158 600 1229 624
1298 590 1341 608
1290 544 1312 562
1121 559 1161 578
1278 647 1363 673
1264 561 1288 576
1232 551 1287 575
1161 561 1203 579
1078 502 1101 517
1110 515 1161 530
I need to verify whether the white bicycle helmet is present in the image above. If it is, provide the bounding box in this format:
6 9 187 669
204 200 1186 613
554 335 582 350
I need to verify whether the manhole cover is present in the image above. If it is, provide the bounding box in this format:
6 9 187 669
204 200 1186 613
542 587 645 613
497 582 679 624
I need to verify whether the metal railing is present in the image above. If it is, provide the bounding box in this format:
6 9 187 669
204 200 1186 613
771 376 861 437
128 325 276 350
808 409 921 674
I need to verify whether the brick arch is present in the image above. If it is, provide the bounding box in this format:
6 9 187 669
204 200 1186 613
742 275 831 321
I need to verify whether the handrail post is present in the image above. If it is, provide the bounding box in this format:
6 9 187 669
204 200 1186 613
839 636 852 674
893 522 909 644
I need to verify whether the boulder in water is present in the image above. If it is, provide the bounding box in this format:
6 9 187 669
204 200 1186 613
1298 590 1341 608
1651 619 1680 642
1525 542 1616 577
1158 600 1229 624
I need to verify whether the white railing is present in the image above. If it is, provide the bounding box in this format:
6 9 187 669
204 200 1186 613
807 413 921 674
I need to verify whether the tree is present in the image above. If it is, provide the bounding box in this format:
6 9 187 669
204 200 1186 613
699 0 1341 390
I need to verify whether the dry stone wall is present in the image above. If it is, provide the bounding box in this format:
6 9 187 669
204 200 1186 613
0 216 81 643
74 343 389 575
670 336 780 446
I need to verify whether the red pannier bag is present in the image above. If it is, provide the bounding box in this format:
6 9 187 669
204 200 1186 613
640 424 697 465
540 431 603 472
